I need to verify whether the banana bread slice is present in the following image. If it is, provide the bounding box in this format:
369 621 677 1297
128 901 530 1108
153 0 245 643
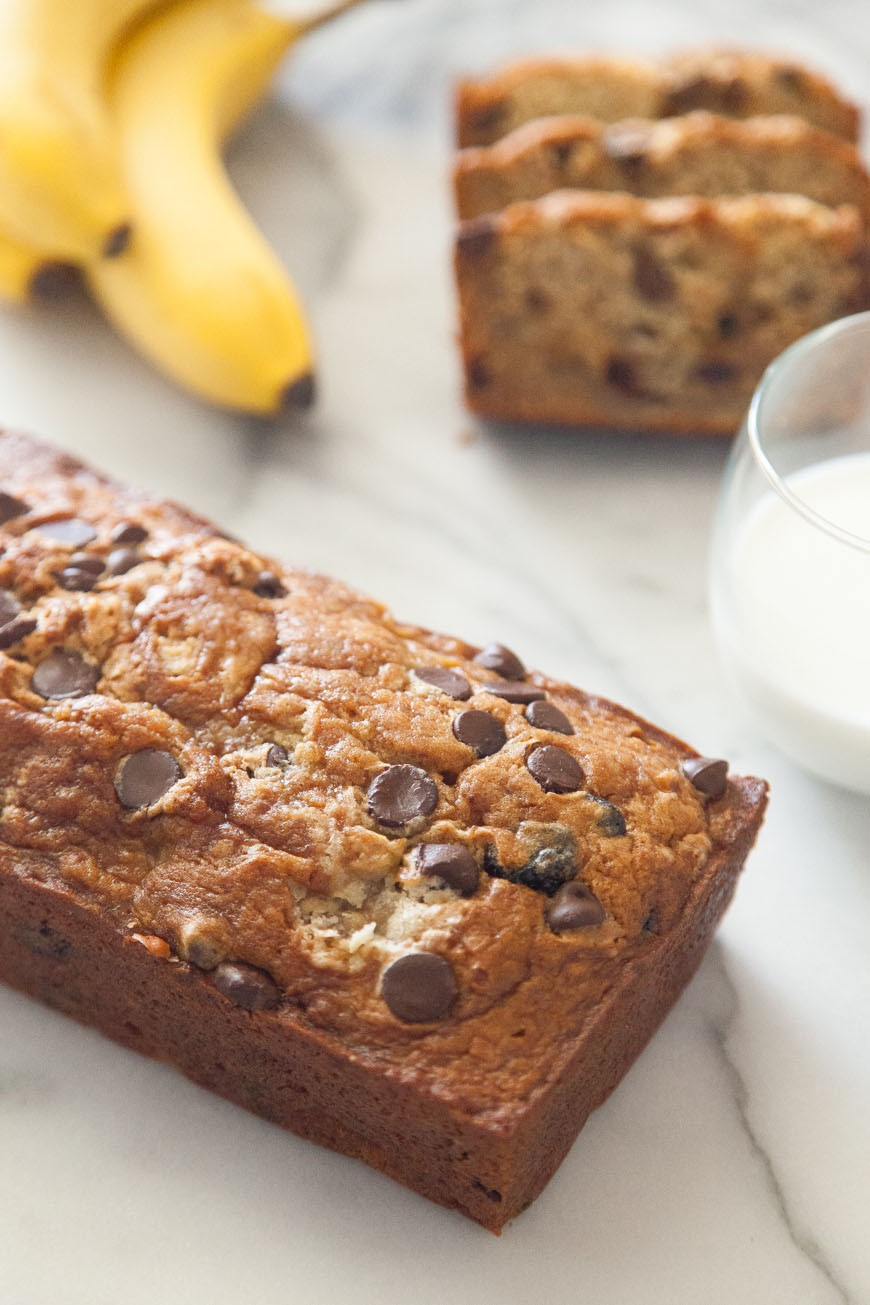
455 111 870 220
457 49 860 147
455 191 868 434
0 431 767 1230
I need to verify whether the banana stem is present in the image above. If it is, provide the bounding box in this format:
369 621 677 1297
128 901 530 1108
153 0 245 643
297 0 372 35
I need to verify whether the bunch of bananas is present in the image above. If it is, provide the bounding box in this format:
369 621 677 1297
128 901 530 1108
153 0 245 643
0 0 361 414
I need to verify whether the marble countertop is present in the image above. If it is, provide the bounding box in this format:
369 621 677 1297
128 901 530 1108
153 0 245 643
1 1 868 1301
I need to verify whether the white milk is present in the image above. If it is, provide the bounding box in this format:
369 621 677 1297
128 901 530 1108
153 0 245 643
715 450 870 793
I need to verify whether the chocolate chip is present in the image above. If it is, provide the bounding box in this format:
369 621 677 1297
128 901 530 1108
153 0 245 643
643 908 660 935
14 920 72 961
416 843 480 896
68 553 104 574
110 521 148 545
547 881 605 932
115 749 182 809
468 103 505 137
253 570 286 598
33 518 97 547
681 756 728 799
0 589 19 626
31 648 99 699
721 78 748 111
55 565 99 592
717 313 739 339
588 795 627 837
606 355 643 395
526 744 584 793
480 680 545 705
381 952 457 1022
457 218 497 260
453 709 506 758
367 764 439 829
105 547 141 576
525 699 574 734
776 65 804 92
484 826 577 896
0 491 29 525
524 287 551 313
663 73 712 115
633 246 675 301
696 361 738 384
413 666 472 700
551 139 575 167
473 642 525 680
467 357 491 389
211 961 281 1012
0 616 37 650
602 122 652 169
265 744 288 767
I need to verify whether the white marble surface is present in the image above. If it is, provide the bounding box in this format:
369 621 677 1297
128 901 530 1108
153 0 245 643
1 1 869 1300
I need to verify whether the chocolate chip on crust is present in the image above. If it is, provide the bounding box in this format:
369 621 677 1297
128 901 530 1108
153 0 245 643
526 745 584 794
253 570 286 599
265 744 288 767
105 547 141 576
588 795 627 837
0 616 37 650
32 518 97 547
457 217 498 260
367 765 439 829
211 961 281 1012
413 666 472 700
453 709 507 758
31 648 99 699
480 680 545 705
681 756 728 799
483 826 578 896
416 843 480 896
547 881 606 932
0 589 20 626
473 642 525 680
115 749 182 809
0 491 29 525
110 521 148 545
525 699 573 735
55 565 99 592
381 952 457 1022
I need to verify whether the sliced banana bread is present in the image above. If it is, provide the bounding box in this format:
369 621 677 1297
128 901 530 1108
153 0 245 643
455 191 869 434
455 111 870 220
457 49 860 147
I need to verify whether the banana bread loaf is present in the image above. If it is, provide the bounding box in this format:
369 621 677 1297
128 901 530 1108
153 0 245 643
456 48 860 147
455 191 869 434
454 110 870 220
0 431 768 1230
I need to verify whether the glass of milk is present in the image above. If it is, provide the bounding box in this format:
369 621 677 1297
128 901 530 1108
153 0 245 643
710 311 870 794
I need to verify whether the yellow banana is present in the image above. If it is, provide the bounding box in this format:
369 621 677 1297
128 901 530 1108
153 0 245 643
88 0 321 416
0 0 171 262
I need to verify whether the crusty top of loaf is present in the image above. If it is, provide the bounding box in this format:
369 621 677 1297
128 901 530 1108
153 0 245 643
454 110 870 221
0 432 765 1115
456 47 860 145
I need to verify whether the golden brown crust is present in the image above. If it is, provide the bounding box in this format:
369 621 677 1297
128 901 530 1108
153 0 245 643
455 191 869 435
456 49 860 146
455 111 870 221
0 431 768 1227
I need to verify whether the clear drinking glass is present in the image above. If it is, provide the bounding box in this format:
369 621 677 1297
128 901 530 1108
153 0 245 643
710 312 870 795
